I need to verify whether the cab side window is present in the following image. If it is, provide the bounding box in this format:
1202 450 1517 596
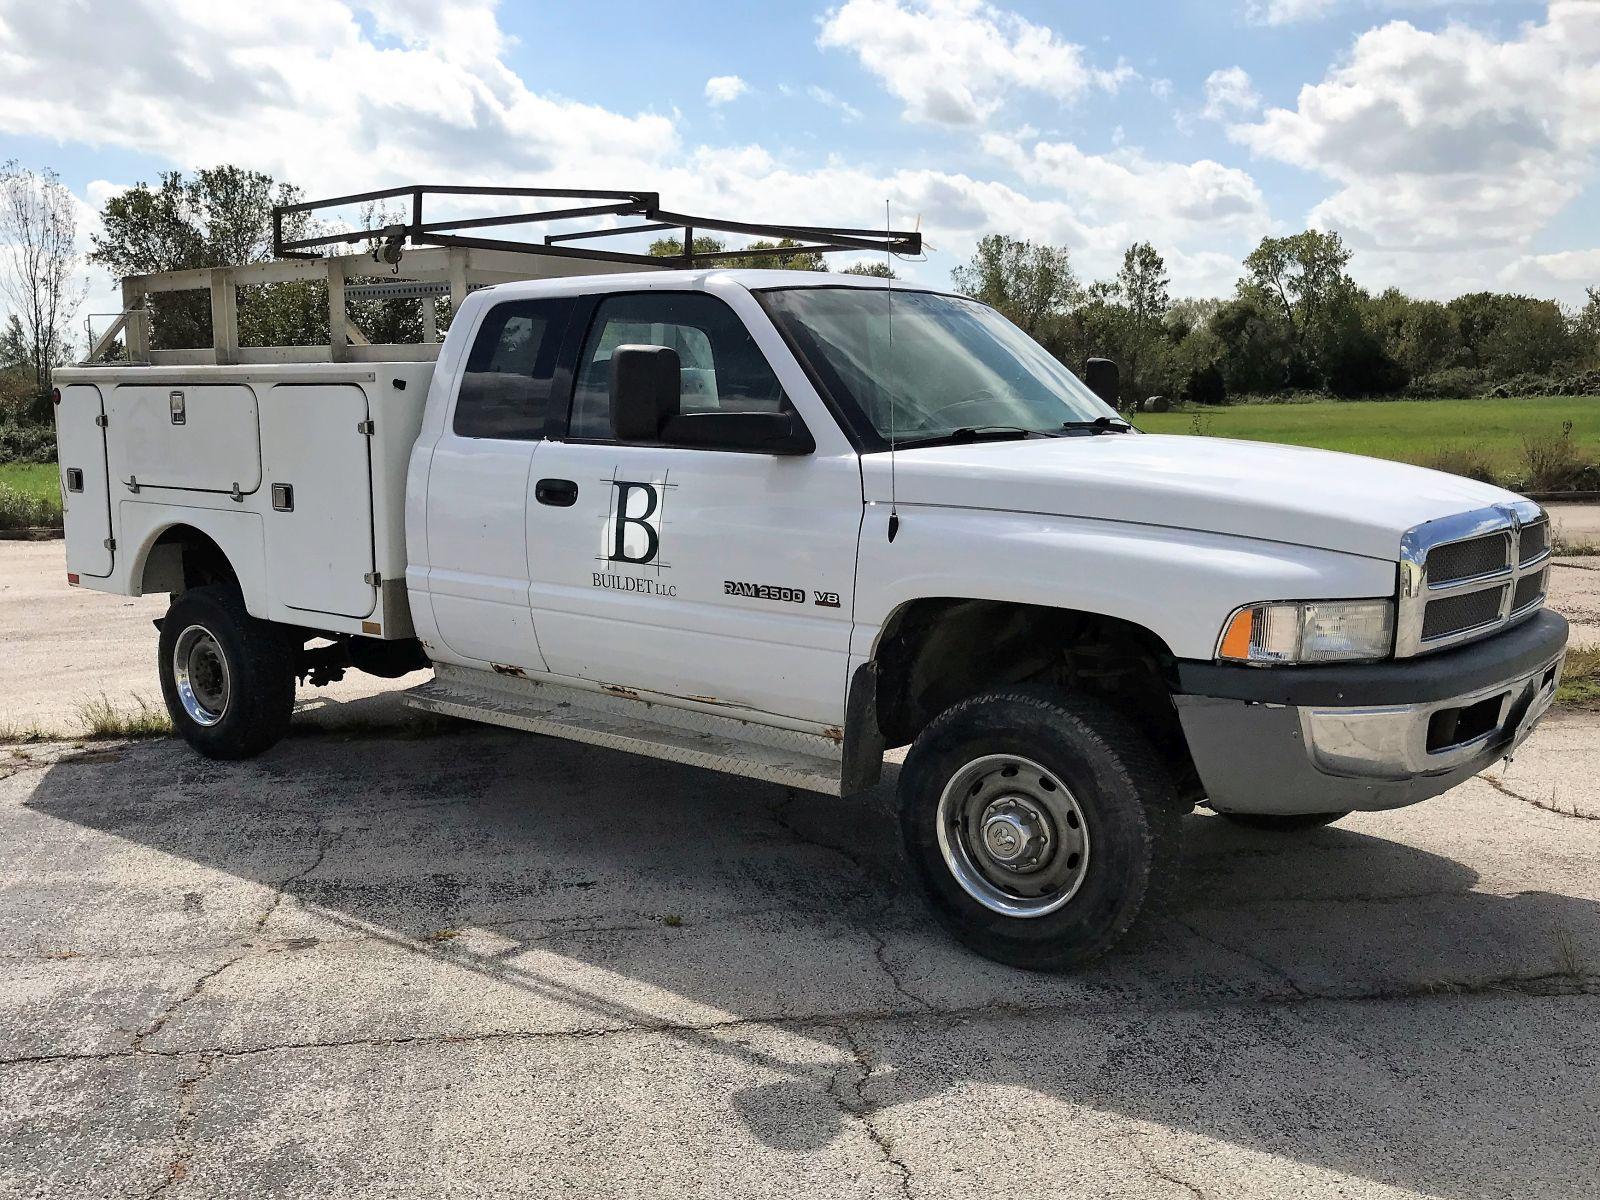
453 298 574 439
569 292 787 440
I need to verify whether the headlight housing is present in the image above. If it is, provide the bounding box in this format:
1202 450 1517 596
1217 599 1394 665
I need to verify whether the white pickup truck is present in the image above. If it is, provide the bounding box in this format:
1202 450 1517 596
52 228 1569 970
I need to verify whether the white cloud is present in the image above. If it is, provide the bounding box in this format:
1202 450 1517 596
807 86 863 122
1228 1 1600 298
1202 67 1261 121
704 75 749 106
1501 248 1600 293
817 0 1131 126
0 0 679 196
1246 0 1337 25
1246 0 1510 24
980 133 1274 293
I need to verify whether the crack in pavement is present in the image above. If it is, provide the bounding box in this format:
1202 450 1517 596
1171 916 1309 1000
4 970 1594 1073
1119 1127 1208 1200
144 1052 218 1200
825 1023 916 1199
762 789 938 1015
1481 773 1600 821
128 825 345 1056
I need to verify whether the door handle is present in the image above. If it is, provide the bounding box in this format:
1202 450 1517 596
536 478 579 507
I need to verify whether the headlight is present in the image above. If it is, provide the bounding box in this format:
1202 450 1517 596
1217 599 1394 665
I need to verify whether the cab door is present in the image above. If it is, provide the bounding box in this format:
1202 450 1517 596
525 290 863 726
422 296 576 671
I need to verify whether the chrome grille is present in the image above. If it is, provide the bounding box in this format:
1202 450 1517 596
1519 519 1549 565
1421 586 1506 641
1426 533 1510 584
1512 568 1547 613
1397 501 1549 656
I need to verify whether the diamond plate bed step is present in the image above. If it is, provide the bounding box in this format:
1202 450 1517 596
404 664 845 795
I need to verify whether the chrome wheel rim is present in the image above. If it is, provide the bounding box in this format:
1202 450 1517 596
172 625 230 726
935 753 1090 918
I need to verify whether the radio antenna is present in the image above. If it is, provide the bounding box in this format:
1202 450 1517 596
886 198 900 544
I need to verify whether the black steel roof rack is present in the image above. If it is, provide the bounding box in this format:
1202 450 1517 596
273 184 921 266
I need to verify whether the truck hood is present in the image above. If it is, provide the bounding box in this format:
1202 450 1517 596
863 434 1523 560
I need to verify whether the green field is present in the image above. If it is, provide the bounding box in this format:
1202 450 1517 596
0 462 62 529
1138 396 1598 478
0 462 61 500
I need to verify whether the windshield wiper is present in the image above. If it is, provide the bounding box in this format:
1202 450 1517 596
896 425 1057 449
1061 417 1134 435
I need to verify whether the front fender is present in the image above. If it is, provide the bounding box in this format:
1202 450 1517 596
851 505 1397 663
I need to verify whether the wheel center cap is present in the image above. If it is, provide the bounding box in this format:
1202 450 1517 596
980 797 1049 868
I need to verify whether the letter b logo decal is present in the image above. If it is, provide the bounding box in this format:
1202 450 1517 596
610 481 660 565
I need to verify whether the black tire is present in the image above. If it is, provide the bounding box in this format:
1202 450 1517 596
1218 810 1350 832
899 687 1182 972
158 584 295 760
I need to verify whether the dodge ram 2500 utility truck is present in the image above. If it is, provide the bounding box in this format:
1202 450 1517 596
51 187 1569 970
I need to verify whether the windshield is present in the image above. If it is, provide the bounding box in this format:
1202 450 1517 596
761 286 1118 446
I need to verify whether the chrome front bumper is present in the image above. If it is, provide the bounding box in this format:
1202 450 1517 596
1174 620 1568 816
1299 653 1563 782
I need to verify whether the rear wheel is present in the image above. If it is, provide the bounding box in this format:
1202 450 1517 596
899 688 1182 972
158 585 295 759
1218 811 1350 832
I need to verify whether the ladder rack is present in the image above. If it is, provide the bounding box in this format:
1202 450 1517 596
85 184 922 369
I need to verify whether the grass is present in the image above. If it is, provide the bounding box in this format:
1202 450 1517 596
1556 646 1600 711
0 693 172 745
0 462 62 529
1140 396 1600 482
74 694 172 740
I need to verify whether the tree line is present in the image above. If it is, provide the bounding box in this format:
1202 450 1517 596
950 231 1600 407
4 162 1600 436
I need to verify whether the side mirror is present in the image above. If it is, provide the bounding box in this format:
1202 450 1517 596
661 411 815 455
610 344 680 440
1084 357 1120 409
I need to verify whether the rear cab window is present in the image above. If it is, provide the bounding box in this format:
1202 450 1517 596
453 297 575 439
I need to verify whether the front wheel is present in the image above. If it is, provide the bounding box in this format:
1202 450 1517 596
158 585 295 760
899 688 1182 972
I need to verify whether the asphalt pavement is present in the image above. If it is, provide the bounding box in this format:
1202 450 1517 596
2 539 1598 1198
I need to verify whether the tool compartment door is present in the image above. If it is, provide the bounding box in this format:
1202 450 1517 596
55 384 114 577
106 384 262 495
258 383 377 619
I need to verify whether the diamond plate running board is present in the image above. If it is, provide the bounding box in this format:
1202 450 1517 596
404 668 844 795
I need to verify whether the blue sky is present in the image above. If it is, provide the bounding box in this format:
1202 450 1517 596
0 0 1595 324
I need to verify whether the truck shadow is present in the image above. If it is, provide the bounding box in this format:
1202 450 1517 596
19 713 1600 1197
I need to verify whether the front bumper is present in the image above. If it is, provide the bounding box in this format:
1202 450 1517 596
1173 610 1569 815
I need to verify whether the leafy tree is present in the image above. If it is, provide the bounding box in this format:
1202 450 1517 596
649 235 825 271
1368 289 1461 379
0 161 84 391
1481 297 1571 376
1112 242 1173 402
91 166 320 350
1210 295 1297 395
1118 242 1170 327
950 234 1079 336
648 235 729 259
842 260 897 278
1574 287 1600 368
1446 291 1573 377
1240 230 1353 352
